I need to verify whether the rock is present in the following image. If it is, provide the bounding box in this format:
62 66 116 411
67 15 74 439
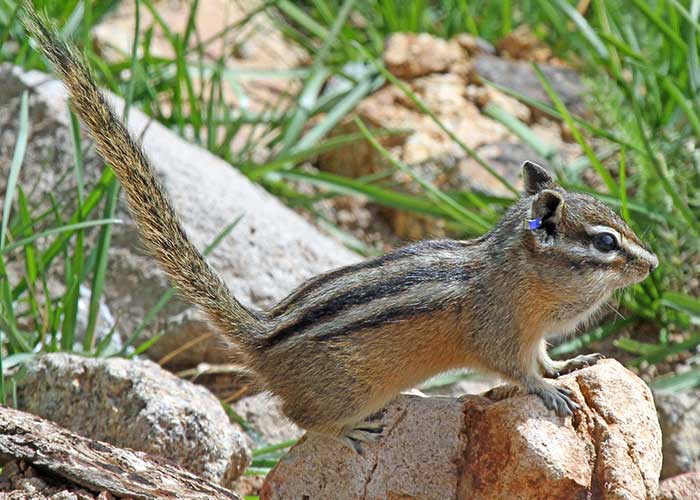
452 33 496 57
654 389 700 478
657 472 700 500
317 72 521 239
230 475 265 499
319 32 583 240
15 353 251 487
454 141 546 196
94 0 307 118
497 25 552 62
467 84 532 122
474 55 586 116
0 460 110 500
261 360 661 500
232 392 304 445
384 33 465 79
1 65 360 367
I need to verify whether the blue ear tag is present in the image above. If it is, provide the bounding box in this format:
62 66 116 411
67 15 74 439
527 217 542 230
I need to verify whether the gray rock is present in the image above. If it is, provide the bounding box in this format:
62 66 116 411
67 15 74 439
15 353 251 486
654 389 700 478
474 55 586 115
1 64 360 367
232 393 303 445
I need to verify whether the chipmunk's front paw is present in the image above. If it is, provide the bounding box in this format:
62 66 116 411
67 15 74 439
561 353 605 374
528 382 579 417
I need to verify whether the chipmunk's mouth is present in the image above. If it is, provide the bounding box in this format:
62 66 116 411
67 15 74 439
625 264 655 286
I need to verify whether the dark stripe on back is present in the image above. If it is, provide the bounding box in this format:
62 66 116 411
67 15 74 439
264 262 470 346
271 239 471 316
313 297 451 342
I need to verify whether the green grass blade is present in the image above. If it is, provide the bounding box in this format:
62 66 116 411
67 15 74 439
60 277 80 351
628 334 700 366
16 189 37 285
533 63 618 194
83 179 120 351
68 111 85 203
660 291 700 321
291 74 375 154
552 0 609 60
483 103 556 159
354 42 518 196
10 168 113 299
1 91 29 250
627 88 700 235
550 317 635 357
484 79 644 154
355 118 492 232
276 0 330 39
2 219 121 255
245 129 400 180
629 0 687 52
614 337 659 356
277 169 446 217
128 332 166 358
253 439 298 457
618 147 630 222
123 0 141 120
0 332 5 405
94 324 119 357
651 368 700 393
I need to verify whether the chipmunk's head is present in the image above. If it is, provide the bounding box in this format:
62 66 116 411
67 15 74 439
519 161 658 296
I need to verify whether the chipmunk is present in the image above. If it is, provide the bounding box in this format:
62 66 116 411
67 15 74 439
23 6 658 451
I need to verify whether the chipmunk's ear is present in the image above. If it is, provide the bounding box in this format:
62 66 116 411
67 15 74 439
522 161 557 195
531 189 565 226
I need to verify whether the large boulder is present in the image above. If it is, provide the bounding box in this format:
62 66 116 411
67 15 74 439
0 65 359 367
654 389 700 478
262 360 661 500
657 472 700 500
14 353 250 487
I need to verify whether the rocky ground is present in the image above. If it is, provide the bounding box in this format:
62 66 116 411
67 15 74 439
1 4 699 500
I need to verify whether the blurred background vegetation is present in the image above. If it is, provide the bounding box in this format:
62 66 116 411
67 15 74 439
1 0 700 475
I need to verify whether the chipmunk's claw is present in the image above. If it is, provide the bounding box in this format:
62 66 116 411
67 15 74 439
561 353 606 375
529 382 580 417
342 422 385 455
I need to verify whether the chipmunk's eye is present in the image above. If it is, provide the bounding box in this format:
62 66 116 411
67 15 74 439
593 232 618 252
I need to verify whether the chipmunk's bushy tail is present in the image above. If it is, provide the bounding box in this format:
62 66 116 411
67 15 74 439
22 5 264 347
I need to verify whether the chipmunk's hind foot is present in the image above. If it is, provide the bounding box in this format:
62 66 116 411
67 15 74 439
342 421 385 455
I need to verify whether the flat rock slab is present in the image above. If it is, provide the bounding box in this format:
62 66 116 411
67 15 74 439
15 353 250 487
262 360 661 500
